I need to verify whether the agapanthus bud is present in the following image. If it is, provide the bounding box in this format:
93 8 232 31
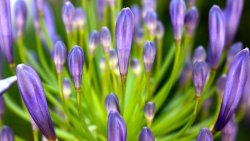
52 41 67 74
100 27 112 53
142 0 156 18
208 5 226 69
180 61 192 86
100 57 106 72
116 8 134 76
88 30 100 55
96 0 105 22
184 6 199 36
68 46 84 90
105 93 120 114
143 41 156 72
0 76 17 96
216 74 227 97
73 8 86 30
139 127 155 141
155 21 164 40
0 97 4 120
108 111 127 141
192 46 206 63
134 28 144 46
196 128 213 141
226 42 243 67
144 102 156 122
224 0 244 46
16 64 56 140
0 0 14 64
109 49 118 70
131 58 142 77
241 63 250 111
214 48 249 131
63 78 71 99
34 0 44 14
131 5 141 27
15 0 28 37
62 1 75 33
169 0 186 40
192 61 209 97
221 117 237 141
0 126 14 141
144 10 158 35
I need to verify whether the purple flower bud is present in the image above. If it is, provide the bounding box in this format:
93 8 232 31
100 27 112 53
224 0 244 46
34 0 44 13
116 8 134 76
73 8 86 30
15 0 28 37
221 117 237 141
109 49 118 70
96 0 105 22
241 63 250 111
192 46 207 63
139 127 155 141
185 6 199 36
0 76 17 96
105 93 120 114
214 48 249 131
142 0 156 18
0 0 14 64
131 4 141 27
143 41 156 72
226 42 243 67
16 64 56 140
89 30 100 55
63 78 71 99
208 5 226 69
216 74 227 97
144 102 156 122
192 61 209 97
169 0 186 40
134 28 144 46
196 128 213 141
68 46 84 90
144 10 158 35
108 111 127 141
0 97 5 120
0 126 14 141
52 41 67 74
180 61 192 86
62 1 75 34
131 58 142 77
99 57 106 72
155 21 164 40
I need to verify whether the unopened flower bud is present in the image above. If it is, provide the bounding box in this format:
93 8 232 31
155 21 164 40
109 49 118 70
144 10 158 35
52 41 67 74
62 1 75 34
108 111 127 141
216 74 226 97
196 128 213 141
226 42 243 67
143 41 156 72
139 127 155 141
185 6 199 36
131 58 142 77
88 30 100 55
192 46 206 63
105 93 120 114
63 78 71 99
144 102 156 123
100 27 112 53
73 8 86 30
15 0 28 37
0 126 14 141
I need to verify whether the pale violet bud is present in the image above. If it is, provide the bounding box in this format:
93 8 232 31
216 74 227 97
99 57 106 72
88 30 100 55
63 78 71 99
73 8 86 30
192 46 207 63
105 93 120 114
139 127 155 141
196 128 213 141
109 49 118 70
143 41 156 72
144 102 156 122
131 4 141 27
0 126 14 141
108 112 127 141
62 1 75 34
14 0 28 37
185 6 199 36
134 28 144 46
226 42 243 67
100 27 112 53
131 58 142 77
144 10 158 35
52 41 67 74
155 21 164 40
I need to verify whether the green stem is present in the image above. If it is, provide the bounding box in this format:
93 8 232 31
121 74 127 114
156 39 163 74
145 72 151 102
39 14 53 51
17 36 27 63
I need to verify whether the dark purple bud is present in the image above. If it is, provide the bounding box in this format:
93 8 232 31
196 128 213 141
169 0 186 40
0 0 14 64
134 28 144 46
180 61 192 86
16 64 56 140
214 48 249 131
155 21 164 40
108 111 127 141
208 5 226 69
192 46 207 63
0 126 14 141
15 0 28 37
131 58 142 77
144 10 158 35
226 42 243 67
185 6 199 36
68 46 84 90
192 61 209 97
88 30 100 55
52 41 67 74
144 102 156 123
131 4 141 27
62 1 75 34
143 41 156 72
100 27 112 53
0 76 17 96
73 8 86 30
63 78 71 99
221 117 237 141
96 0 105 22
109 49 118 70
139 127 155 141
105 93 120 114
0 97 4 120
224 0 244 46
116 8 134 76
216 74 227 97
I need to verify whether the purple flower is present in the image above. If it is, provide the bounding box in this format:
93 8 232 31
169 0 186 40
73 8 86 30
88 30 100 55
62 1 75 34
216 74 227 97
63 78 71 99
0 76 17 96
0 96 4 121
108 111 127 141
196 128 213 141
52 41 67 74
14 0 28 37
144 102 156 123
155 21 165 40
134 28 144 46
96 0 105 22
0 126 14 141
34 0 44 13
139 127 155 141
192 46 207 63
221 117 238 141
116 8 134 76
184 6 199 36
16 64 56 140
109 49 118 69
224 0 244 46
226 42 243 67
131 4 141 27
0 0 14 64
68 46 84 90
105 93 120 114
131 58 142 77
143 41 156 72
208 5 226 69
144 10 158 35
214 48 249 131
100 27 112 53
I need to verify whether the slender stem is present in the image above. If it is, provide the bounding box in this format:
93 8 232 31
121 74 127 114
145 72 151 102
17 36 27 63
156 39 163 74
33 130 39 141
210 95 222 129
39 13 53 51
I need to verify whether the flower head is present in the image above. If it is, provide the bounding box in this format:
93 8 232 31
192 46 207 63
0 126 14 141
144 102 156 123
139 127 155 141
143 41 156 72
144 10 158 35
52 41 67 74
196 128 213 141
131 58 142 77
15 0 28 37
63 78 71 99
62 1 75 33
155 21 165 40
184 6 199 36
108 111 127 141
73 8 86 30
221 117 238 141
100 27 112 53
88 30 100 55
105 93 120 114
